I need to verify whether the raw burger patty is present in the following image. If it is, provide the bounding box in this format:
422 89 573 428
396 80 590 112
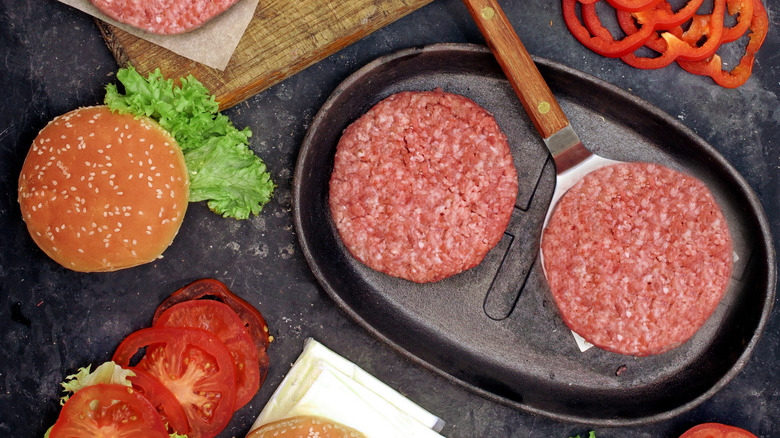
541 162 732 356
329 90 518 283
89 0 241 34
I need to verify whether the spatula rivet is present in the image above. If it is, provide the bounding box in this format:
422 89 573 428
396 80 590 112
481 6 495 19
538 101 551 114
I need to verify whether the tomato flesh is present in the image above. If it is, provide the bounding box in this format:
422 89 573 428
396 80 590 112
129 366 190 435
154 279 271 351
155 299 260 410
49 383 168 438
113 327 237 438
153 279 271 388
680 423 758 438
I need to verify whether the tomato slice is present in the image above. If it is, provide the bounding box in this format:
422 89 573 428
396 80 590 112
129 366 191 435
49 383 168 438
155 300 261 410
112 327 237 438
679 423 758 438
153 279 271 384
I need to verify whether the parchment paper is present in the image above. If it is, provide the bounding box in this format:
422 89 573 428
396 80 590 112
57 0 259 70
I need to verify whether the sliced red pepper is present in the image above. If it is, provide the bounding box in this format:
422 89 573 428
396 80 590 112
562 0 656 57
565 0 708 58
605 0 663 12
674 0 726 61
563 0 766 87
624 32 692 69
627 0 705 29
723 0 755 42
583 2 685 68
583 0 724 64
678 0 768 88
679 0 754 45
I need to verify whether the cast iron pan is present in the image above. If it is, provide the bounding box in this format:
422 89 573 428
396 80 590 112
292 43 776 425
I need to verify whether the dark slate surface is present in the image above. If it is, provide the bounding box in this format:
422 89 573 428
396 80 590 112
1 1 778 437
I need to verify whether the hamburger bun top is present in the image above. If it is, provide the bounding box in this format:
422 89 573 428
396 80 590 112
246 416 366 438
18 105 189 272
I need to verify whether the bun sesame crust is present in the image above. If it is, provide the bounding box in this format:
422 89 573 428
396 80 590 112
246 415 367 438
18 106 189 272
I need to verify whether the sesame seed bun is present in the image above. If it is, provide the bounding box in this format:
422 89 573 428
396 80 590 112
246 416 366 438
17 106 189 272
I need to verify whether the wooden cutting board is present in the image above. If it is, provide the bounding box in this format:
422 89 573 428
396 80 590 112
97 0 434 110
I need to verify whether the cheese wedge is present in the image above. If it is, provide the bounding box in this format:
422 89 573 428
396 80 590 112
249 339 445 437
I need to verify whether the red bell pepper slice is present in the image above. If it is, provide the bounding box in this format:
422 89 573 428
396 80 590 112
626 33 692 69
584 3 689 69
679 0 755 45
623 0 705 30
677 0 768 88
605 0 663 12
675 0 726 61
564 0 708 58
562 0 656 57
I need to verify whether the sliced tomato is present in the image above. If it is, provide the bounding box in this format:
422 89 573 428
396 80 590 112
49 383 168 438
155 300 260 410
680 423 758 438
112 327 237 438
153 279 271 383
129 366 190 435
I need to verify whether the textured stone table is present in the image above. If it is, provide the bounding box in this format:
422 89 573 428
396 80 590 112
1 1 778 437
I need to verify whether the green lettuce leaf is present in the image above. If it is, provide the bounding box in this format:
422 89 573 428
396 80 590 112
47 362 187 437
105 66 274 219
59 361 135 406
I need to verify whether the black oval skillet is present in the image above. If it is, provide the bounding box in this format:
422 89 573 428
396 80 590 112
292 43 776 426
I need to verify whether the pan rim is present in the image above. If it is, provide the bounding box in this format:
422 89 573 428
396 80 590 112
291 42 777 426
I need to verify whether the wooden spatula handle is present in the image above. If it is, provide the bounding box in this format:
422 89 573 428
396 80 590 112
463 0 570 139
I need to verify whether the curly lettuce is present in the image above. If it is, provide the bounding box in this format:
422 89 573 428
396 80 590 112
59 361 135 406
45 361 187 438
105 66 274 219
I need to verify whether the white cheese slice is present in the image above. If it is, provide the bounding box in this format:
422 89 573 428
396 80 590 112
250 338 445 437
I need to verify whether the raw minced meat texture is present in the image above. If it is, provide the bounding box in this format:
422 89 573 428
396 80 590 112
541 162 732 356
89 0 241 34
329 90 518 283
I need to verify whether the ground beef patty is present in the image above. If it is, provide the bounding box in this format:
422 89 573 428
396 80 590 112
329 90 518 283
89 0 241 34
541 162 732 356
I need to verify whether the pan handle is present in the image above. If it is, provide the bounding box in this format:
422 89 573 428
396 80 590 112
462 0 570 140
